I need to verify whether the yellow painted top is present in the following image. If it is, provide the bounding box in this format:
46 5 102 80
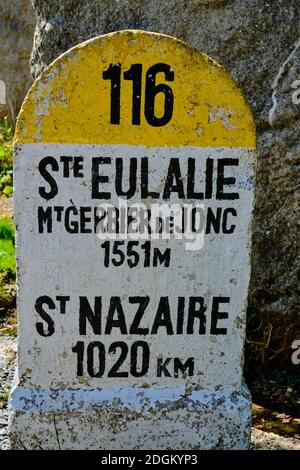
15 30 255 148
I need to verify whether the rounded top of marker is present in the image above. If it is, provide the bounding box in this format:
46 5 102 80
15 30 255 148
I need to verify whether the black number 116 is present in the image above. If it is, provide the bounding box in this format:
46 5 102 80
102 62 174 127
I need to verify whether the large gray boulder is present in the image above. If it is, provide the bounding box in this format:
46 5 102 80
30 0 300 371
0 0 35 119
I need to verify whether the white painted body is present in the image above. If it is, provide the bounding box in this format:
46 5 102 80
9 144 254 449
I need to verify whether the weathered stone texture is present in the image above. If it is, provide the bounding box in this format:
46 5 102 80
0 0 36 119
30 0 300 369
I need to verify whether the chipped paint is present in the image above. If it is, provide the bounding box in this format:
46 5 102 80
9 30 256 450
15 30 255 148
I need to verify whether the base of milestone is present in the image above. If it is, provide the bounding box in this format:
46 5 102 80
8 383 252 450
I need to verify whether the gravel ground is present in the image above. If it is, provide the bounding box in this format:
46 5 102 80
0 335 17 450
251 428 300 450
0 335 299 451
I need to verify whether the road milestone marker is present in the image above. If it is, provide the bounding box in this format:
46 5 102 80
9 30 256 449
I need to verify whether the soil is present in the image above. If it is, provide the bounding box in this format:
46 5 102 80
252 403 300 440
0 194 13 218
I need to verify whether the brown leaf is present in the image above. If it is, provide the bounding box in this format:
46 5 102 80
282 415 292 424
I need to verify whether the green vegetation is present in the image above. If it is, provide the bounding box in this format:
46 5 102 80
0 214 14 242
0 117 14 196
0 216 16 333
0 116 16 334
0 239 15 277
0 385 10 409
0 117 15 277
0 216 15 279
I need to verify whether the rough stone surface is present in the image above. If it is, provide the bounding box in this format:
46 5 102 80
0 0 36 119
1 336 299 450
30 0 300 369
9 387 252 450
251 428 300 451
